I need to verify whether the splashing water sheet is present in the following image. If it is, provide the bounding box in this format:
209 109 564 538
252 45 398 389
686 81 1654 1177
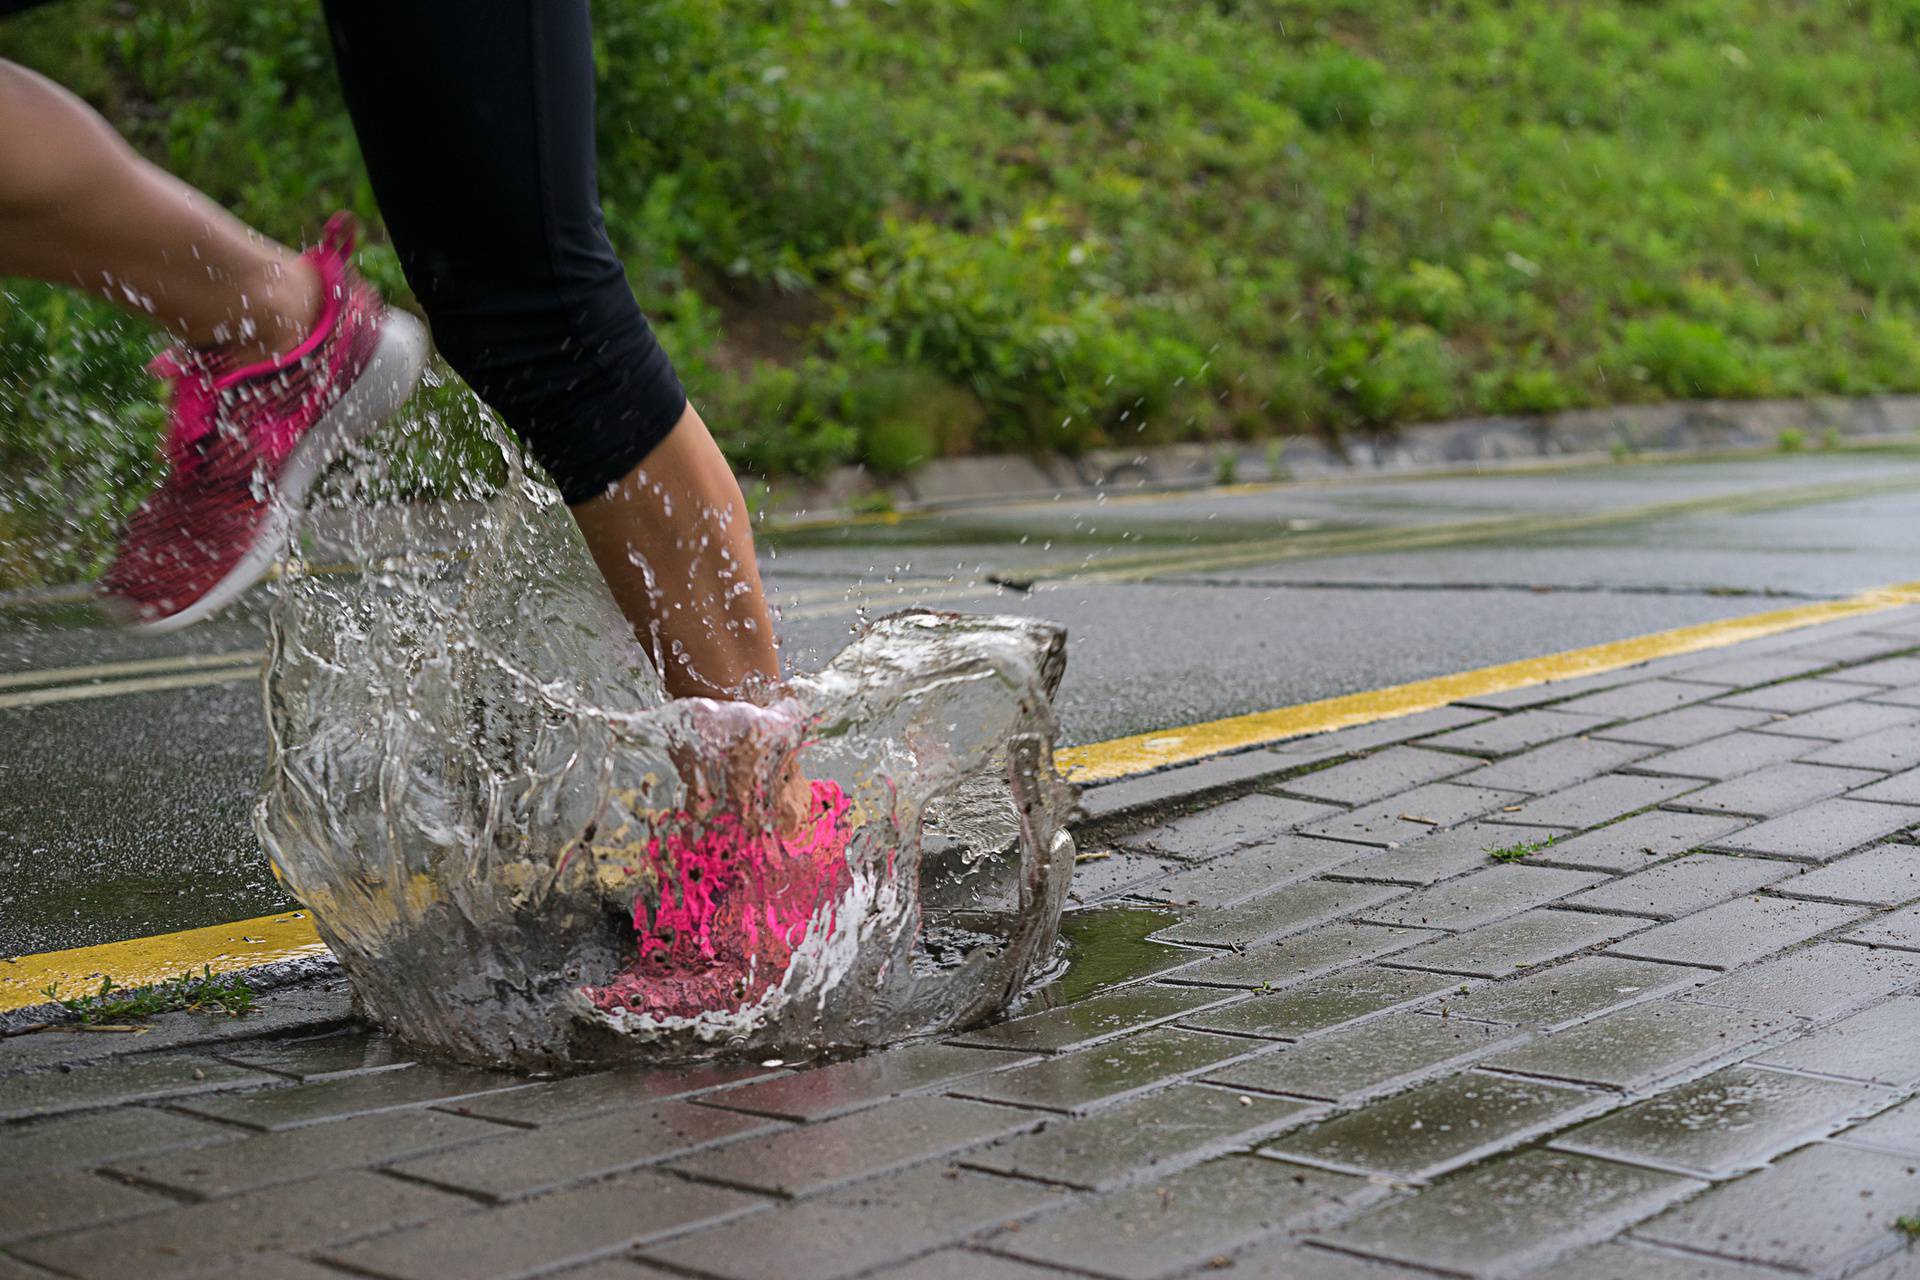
256 421 1076 1070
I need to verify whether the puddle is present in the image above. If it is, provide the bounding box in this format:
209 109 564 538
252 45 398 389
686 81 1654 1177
1013 904 1192 1009
256 417 1076 1070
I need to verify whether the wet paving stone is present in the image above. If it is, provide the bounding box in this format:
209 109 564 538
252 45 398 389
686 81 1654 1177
640 1165 1059 1280
1752 699 1920 742
1483 999 1793 1090
1768 843 1920 905
1547 1241 1783 1280
951 1026 1263 1115
861 1251 1083 1280
1854 766 1920 805
1074 750 1320 826
1528 810 1749 874
1554 680 1727 720
1274 746 1481 805
669 1094 1040 1196
1321 820 1573 887
1178 966 1462 1041
1666 761 1882 817
1453 737 1658 795
1680 942 1920 1021
699 1044 1025 1120
1299 783 1528 848
1420 708 1612 756
1322 1149 1700 1277
1705 797 1920 862
0 1105 234 1180
1200 1012 1524 1103
1750 995 1920 1086
328 1168 763 1280
1498 773 1705 831
14 1169 470 1280
1382 908 1646 978
1199 1240 1433 1278
1273 706 1496 759
191 1257 383 1280
0 1170 171 1245
1715 678 1872 714
1152 878 1406 949
1125 836 1371 908
175 1062 533 1132
1632 1141 1920 1272
1833 1094 1920 1157
1160 922 1441 990
1562 853 1794 919
108 1107 506 1199
1262 1070 1598 1179
1553 1064 1895 1178
949 986 1236 1056
1357 864 1605 931
1593 705 1775 749
958 1083 1314 1190
988 1154 1375 1280
1630 731 1816 781
1806 723 1920 771
1605 895 1868 969
216 1030 413 1081
428 1060 774 1128
1064 849 1180 906
1825 1246 1920 1280
0 1056 275 1122
1412 955 1704 1030
1121 793 1344 861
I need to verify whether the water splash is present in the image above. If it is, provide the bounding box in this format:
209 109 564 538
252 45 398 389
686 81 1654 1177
255 419 1075 1070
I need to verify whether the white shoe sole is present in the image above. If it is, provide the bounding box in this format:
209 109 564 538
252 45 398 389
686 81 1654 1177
132 310 430 633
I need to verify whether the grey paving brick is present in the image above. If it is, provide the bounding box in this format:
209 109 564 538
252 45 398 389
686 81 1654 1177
14 1169 469 1280
175 1062 531 1132
1322 820 1572 886
1555 1064 1893 1178
1121 793 1344 862
1275 746 1480 805
1871 680 1920 708
0 1106 233 1181
1769 844 1920 905
1299 783 1527 848
1667 761 1882 817
1530 811 1750 873
1594 705 1775 749
1151 879 1406 948
699 1043 1024 1120
1499 774 1703 830
1420 708 1612 756
1807 723 1920 770
1564 854 1794 919
1789 632 1920 663
421 1060 771 1128
861 1251 1081 1280
1682 941 1920 1021
1194 1242 1431 1278
1263 1070 1597 1179
951 1027 1261 1115
670 1093 1037 1196
1483 999 1791 1090
1126 836 1369 907
1415 955 1705 1030
1846 903 1920 951
959 1084 1313 1190
192 1258 376 1280
989 1155 1373 1280
1673 654 1837 687
1179 966 1462 1041
948 987 1233 1058
394 1099 777 1201
1272 705 1493 756
1460 670 1657 711
1751 995 1920 1086
1714 678 1870 714
1606 895 1868 969
1835 1246 1920 1280
1630 731 1815 781
1555 680 1726 719
1358 864 1605 930
1384 908 1646 978
1833 655 1920 687
1633 1142 1920 1272
110 1107 506 1199
1323 1149 1699 1277
1075 749 1315 825
1201 1012 1522 1103
1853 765 1920 805
0 1170 170 1245
328 1169 761 1280
1160 922 1440 990
640 1165 1057 1280
1546 1242 1781 1280
217 1030 411 1082
1835 1095 1920 1158
0 985 354 1076
1753 699 1920 741
1706 797 1920 862
0 1056 274 1122
1455 738 1659 795
1065 849 1180 906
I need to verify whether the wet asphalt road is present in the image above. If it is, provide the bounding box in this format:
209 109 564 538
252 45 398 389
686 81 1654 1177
4 444 1919 954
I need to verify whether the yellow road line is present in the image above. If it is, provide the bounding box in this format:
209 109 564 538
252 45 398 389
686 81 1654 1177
0 665 259 712
0 651 262 693
7 578 1919 1012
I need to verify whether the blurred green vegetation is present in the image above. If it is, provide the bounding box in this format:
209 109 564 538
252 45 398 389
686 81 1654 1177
7 0 1920 583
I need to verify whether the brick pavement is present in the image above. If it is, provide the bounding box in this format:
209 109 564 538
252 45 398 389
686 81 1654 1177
7 607 1920 1278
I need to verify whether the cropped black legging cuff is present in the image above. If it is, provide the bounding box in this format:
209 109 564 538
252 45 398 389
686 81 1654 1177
322 0 687 505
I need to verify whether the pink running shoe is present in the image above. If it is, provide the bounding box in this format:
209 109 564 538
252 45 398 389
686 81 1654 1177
586 779 855 1021
100 213 428 631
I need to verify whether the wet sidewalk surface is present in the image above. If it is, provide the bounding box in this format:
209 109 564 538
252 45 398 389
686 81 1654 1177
8 608 1920 1278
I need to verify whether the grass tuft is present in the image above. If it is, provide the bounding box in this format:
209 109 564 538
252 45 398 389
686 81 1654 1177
42 966 255 1023
1488 838 1554 864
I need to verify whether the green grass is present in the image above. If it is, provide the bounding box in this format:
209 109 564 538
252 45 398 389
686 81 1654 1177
1895 1213 1920 1240
11 0 1920 585
43 966 255 1023
1488 838 1554 863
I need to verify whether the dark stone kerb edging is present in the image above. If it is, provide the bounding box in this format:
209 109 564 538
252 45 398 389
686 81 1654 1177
772 394 1920 516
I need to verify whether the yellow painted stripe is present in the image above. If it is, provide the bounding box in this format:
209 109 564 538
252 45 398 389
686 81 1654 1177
0 665 258 712
3 911 326 1012
1057 580 1920 783
7 577 1918 1012
0 650 262 692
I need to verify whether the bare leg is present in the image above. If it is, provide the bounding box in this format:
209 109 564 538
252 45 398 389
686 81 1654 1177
0 60 318 361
